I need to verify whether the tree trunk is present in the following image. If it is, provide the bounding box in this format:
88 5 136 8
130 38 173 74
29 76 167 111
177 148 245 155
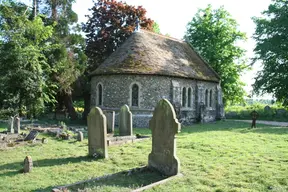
51 0 57 20
63 92 77 120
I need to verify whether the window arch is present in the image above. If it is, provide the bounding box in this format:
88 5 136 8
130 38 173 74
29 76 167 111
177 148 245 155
205 89 208 106
182 87 186 107
188 87 192 108
131 83 139 107
209 90 213 107
97 83 103 106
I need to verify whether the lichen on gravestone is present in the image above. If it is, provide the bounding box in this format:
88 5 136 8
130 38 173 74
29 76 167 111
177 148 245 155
23 156 33 173
119 105 133 136
87 107 108 158
148 99 181 176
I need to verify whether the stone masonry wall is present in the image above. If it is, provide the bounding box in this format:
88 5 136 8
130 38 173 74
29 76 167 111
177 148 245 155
91 74 220 127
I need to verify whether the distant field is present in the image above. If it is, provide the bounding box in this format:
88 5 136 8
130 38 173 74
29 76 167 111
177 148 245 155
0 121 287 192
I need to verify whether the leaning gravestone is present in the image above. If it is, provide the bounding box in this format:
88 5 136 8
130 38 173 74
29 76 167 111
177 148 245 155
119 105 132 136
24 130 39 141
104 111 115 134
87 107 108 158
148 99 181 176
7 116 14 133
13 117 20 134
24 156 33 173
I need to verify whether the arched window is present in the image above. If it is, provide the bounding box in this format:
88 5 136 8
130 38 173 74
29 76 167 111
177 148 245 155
188 88 192 108
209 90 212 107
97 84 103 106
205 89 208 106
182 87 186 107
131 84 139 107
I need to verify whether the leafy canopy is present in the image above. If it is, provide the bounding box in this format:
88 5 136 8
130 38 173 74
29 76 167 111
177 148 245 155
252 0 288 105
0 0 55 114
185 5 248 105
83 0 154 72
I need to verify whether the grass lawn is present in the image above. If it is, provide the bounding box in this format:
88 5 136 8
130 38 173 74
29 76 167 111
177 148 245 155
0 121 287 192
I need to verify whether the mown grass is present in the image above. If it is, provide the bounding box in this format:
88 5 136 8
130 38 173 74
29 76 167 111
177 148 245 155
0 121 287 192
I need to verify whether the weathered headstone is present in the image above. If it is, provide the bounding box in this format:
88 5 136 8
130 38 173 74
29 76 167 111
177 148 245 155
119 105 132 136
264 105 271 112
148 99 181 176
24 130 39 141
87 107 108 158
77 131 84 142
13 117 20 134
23 156 33 173
7 116 14 133
104 111 115 134
42 138 48 144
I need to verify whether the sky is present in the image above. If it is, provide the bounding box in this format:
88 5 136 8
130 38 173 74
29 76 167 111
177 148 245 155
19 0 273 99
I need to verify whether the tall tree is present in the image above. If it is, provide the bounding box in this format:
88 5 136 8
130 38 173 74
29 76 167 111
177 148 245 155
0 0 55 116
38 0 87 119
185 5 248 105
252 0 288 105
82 0 154 118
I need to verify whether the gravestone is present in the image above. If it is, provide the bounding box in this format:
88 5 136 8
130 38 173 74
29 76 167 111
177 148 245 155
104 111 115 134
7 117 14 133
77 131 83 142
119 105 133 136
23 156 33 173
24 130 39 141
87 107 108 158
13 117 20 134
42 138 48 144
264 105 271 112
148 99 181 176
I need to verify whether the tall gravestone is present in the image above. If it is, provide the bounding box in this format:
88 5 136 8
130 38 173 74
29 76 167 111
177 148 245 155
13 117 20 134
148 99 181 176
7 117 14 133
119 105 132 136
87 107 108 158
24 156 33 173
104 111 115 134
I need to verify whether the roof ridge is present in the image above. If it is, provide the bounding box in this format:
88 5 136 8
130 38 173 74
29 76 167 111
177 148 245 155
140 29 184 43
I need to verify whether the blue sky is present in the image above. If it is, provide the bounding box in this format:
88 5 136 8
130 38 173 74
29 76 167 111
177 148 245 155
19 0 273 98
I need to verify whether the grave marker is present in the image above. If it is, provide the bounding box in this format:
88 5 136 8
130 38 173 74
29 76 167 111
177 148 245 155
7 117 14 133
87 107 108 158
77 131 84 142
104 111 115 134
24 130 39 141
24 156 33 173
119 105 132 136
148 99 181 176
14 117 20 134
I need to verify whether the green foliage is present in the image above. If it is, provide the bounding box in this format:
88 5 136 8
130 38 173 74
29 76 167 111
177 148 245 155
225 103 288 121
83 0 154 72
0 1 56 116
252 0 288 106
152 22 161 34
185 5 248 105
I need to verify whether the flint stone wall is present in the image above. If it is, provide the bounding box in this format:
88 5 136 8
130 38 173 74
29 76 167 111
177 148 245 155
91 74 222 127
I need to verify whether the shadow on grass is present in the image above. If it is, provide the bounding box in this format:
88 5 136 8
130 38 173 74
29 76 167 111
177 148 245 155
33 166 167 192
181 121 288 135
0 156 95 178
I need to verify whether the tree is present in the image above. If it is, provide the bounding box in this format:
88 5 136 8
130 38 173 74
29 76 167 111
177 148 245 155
185 5 248 105
252 0 288 105
82 0 154 118
0 0 55 116
152 22 161 34
37 0 87 119
83 0 154 71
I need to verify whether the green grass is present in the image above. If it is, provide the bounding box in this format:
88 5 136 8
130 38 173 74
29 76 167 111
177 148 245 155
0 121 288 192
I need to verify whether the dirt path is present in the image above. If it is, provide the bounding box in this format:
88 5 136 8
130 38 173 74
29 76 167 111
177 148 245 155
233 120 288 127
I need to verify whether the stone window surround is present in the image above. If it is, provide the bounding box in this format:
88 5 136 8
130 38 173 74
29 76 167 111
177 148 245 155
181 86 193 109
204 88 214 110
129 82 142 108
96 82 104 106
